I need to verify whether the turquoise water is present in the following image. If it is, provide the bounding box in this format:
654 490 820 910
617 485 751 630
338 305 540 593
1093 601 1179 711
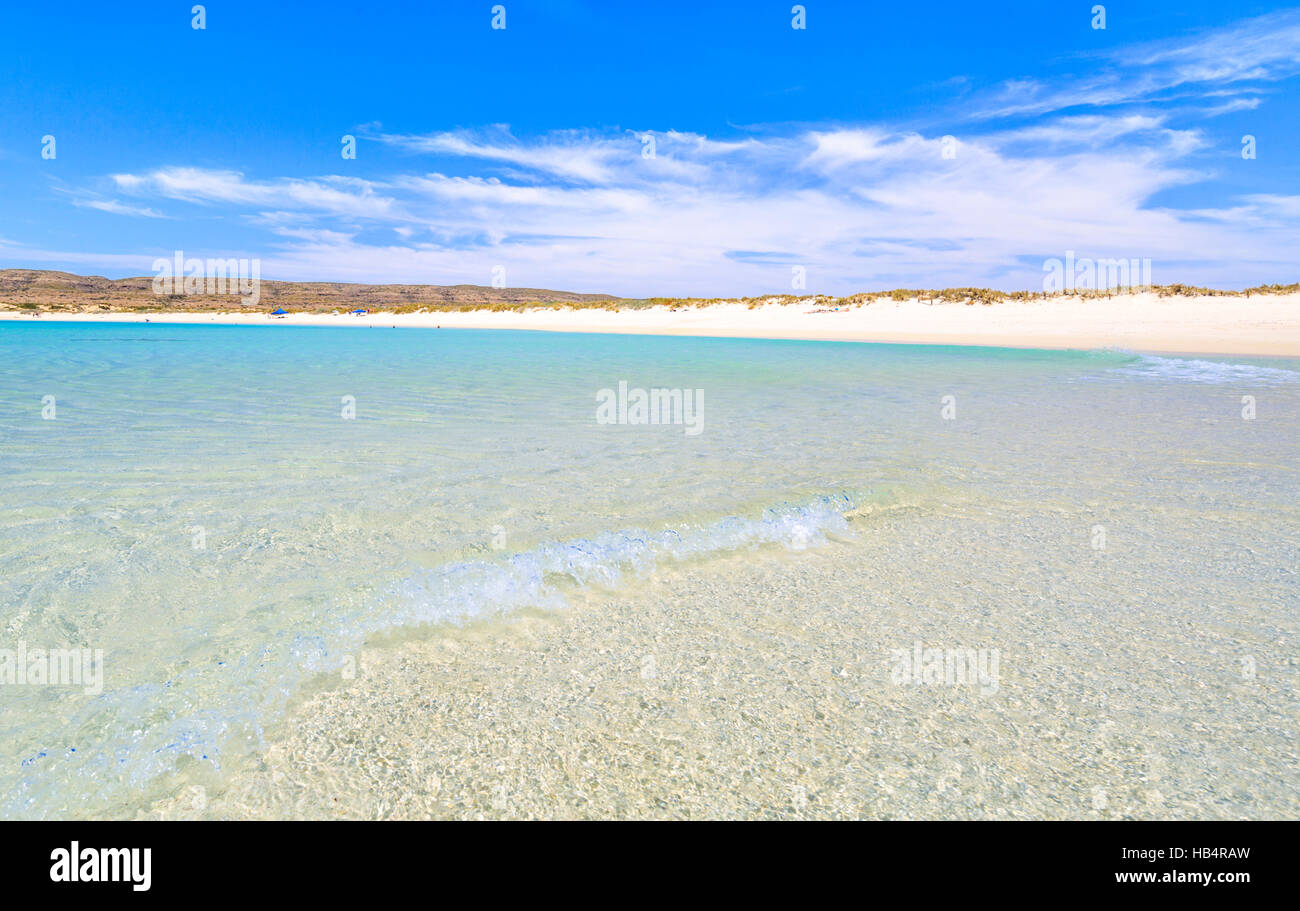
1 322 1297 817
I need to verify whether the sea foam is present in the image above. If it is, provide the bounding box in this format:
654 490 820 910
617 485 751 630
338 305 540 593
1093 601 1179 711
1111 354 1300 385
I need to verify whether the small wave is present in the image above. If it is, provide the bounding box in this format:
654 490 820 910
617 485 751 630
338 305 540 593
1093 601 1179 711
1108 354 1300 385
378 495 854 631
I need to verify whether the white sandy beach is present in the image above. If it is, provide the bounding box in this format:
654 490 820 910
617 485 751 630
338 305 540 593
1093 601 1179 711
5 291 1299 356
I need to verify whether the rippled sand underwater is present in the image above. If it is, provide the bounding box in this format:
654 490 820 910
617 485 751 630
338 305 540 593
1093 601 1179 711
1 323 1296 818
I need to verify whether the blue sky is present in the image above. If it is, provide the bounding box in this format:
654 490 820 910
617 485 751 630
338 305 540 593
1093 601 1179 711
1 0 1297 296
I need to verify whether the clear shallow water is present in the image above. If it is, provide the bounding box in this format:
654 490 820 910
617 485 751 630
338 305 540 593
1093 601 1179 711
0 322 1297 817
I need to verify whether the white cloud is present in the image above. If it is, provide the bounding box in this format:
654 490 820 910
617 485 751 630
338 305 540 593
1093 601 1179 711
113 167 400 220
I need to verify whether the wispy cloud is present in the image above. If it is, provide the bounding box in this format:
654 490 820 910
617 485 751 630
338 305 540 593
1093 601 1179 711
373 126 627 184
53 185 170 219
71 198 168 218
1202 96 1262 116
112 167 400 220
971 9 1300 120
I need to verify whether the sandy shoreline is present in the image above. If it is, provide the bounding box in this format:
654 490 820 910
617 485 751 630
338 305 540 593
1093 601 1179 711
5 291 1299 356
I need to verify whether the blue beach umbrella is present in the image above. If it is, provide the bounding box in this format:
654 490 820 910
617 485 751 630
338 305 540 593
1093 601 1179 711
271 308 288 315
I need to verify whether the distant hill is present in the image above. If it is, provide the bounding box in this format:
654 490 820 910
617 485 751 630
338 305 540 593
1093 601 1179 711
2 269 1295 313
0 270 621 312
